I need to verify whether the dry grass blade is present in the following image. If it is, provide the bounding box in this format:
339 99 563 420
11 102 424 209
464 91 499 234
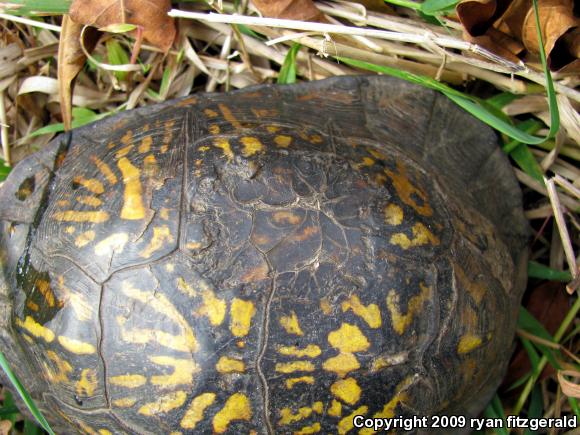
545 177 578 288
557 370 580 398
0 90 9 165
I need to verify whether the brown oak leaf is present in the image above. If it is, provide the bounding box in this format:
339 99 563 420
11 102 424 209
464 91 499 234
69 0 176 51
251 0 326 22
456 0 579 71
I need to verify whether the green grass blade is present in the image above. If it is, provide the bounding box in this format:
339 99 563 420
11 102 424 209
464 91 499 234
1 0 71 16
518 307 561 370
277 43 301 85
569 397 580 420
520 337 541 373
527 261 572 282
106 39 130 82
509 143 544 183
486 92 519 110
0 352 54 434
1 390 17 423
0 159 11 181
336 57 555 145
507 371 533 392
483 395 508 435
24 419 43 435
524 385 543 435
420 0 458 15
382 0 422 10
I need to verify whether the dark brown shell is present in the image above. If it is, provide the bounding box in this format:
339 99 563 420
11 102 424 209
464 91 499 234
0 76 528 434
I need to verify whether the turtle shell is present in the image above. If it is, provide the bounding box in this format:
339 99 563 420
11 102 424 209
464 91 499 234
0 76 528 434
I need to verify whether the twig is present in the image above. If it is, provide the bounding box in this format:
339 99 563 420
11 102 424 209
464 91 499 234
0 12 61 32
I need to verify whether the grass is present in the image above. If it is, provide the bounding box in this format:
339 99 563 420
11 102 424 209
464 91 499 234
0 0 578 433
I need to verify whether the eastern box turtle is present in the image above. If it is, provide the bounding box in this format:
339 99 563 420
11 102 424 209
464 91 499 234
0 76 528 434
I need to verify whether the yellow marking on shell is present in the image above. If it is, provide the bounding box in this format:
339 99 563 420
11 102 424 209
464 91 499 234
240 263 269 283
252 108 278 118
76 195 103 207
273 211 301 225
185 242 202 250
310 134 323 144
216 356 245 373
241 137 264 157
277 344 321 358
205 108 218 118
45 351 72 383
285 376 314 389
359 383 410 434
218 104 242 129
237 341 245 348
36 279 55 307
76 368 97 397
90 156 118 185
213 393 252 434
176 277 197 298
15 316 54 342
385 161 432 216
361 157 375 167
143 154 158 178
75 230 96 248
341 295 381 328
294 422 321 434
367 148 387 160
230 298 256 337
322 352 360 378
279 311 303 336
138 390 187 416
161 120 176 153
279 402 323 425
458 335 482 354
120 283 198 352
26 301 39 312
454 265 486 303
330 378 361 405
181 392 216 429
267 125 280 133
328 323 370 353
386 282 431 335
213 138 234 161
208 124 220 134
338 406 368 435
57 200 71 207
139 225 174 258
99 430 112 435
275 361 315 373
150 356 199 387
383 203 403 226
65 226 76 234
58 336 96 354
320 298 332 315
390 223 440 249
117 157 146 220
274 135 292 148
109 374 146 388
94 233 128 256
291 226 319 242
121 130 133 145
159 207 171 220
53 211 109 223
116 145 134 159
196 284 226 326
112 397 137 407
73 177 104 194
58 277 92 321
22 334 33 344
328 399 342 417
139 135 153 153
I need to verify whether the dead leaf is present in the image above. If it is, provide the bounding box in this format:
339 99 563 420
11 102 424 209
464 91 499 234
0 420 11 435
251 0 326 22
57 15 99 130
456 0 579 71
558 369 580 398
69 0 176 51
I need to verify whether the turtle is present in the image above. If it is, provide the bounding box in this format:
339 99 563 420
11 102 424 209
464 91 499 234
0 75 528 434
